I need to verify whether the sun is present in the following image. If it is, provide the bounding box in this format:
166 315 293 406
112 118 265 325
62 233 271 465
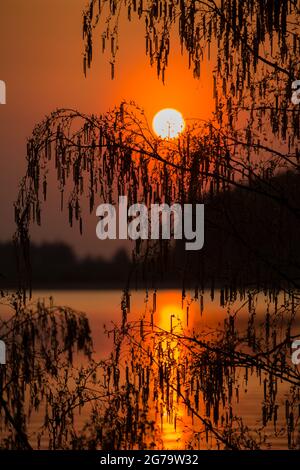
152 108 185 139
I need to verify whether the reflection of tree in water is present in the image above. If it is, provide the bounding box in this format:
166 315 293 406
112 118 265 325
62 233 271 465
0 292 93 449
1 0 300 450
1 288 299 449
75 289 300 450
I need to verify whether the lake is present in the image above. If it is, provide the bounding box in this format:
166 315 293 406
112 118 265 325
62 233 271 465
1 289 299 449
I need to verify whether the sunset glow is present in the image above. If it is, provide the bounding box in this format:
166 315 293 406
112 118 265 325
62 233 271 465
1 0 299 457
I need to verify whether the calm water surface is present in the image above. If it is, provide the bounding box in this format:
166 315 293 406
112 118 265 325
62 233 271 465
1 289 298 449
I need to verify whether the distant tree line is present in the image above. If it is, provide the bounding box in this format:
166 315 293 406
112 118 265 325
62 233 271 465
4 169 300 290
0 242 131 289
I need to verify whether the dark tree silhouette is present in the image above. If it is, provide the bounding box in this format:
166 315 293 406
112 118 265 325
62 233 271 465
83 0 299 140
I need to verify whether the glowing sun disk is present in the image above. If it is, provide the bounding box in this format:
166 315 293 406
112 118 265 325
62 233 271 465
152 108 185 139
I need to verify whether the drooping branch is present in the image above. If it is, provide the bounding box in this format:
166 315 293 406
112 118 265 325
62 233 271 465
13 103 300 294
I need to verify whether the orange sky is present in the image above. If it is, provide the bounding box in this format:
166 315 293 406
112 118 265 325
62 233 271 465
0 0 215 258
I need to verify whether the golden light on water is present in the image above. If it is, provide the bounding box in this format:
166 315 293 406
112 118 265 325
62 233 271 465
157 300 185 448
159 303 184 334
152 108 185 139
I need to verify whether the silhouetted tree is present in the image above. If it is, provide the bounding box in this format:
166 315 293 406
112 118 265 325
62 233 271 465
83 1 299 144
